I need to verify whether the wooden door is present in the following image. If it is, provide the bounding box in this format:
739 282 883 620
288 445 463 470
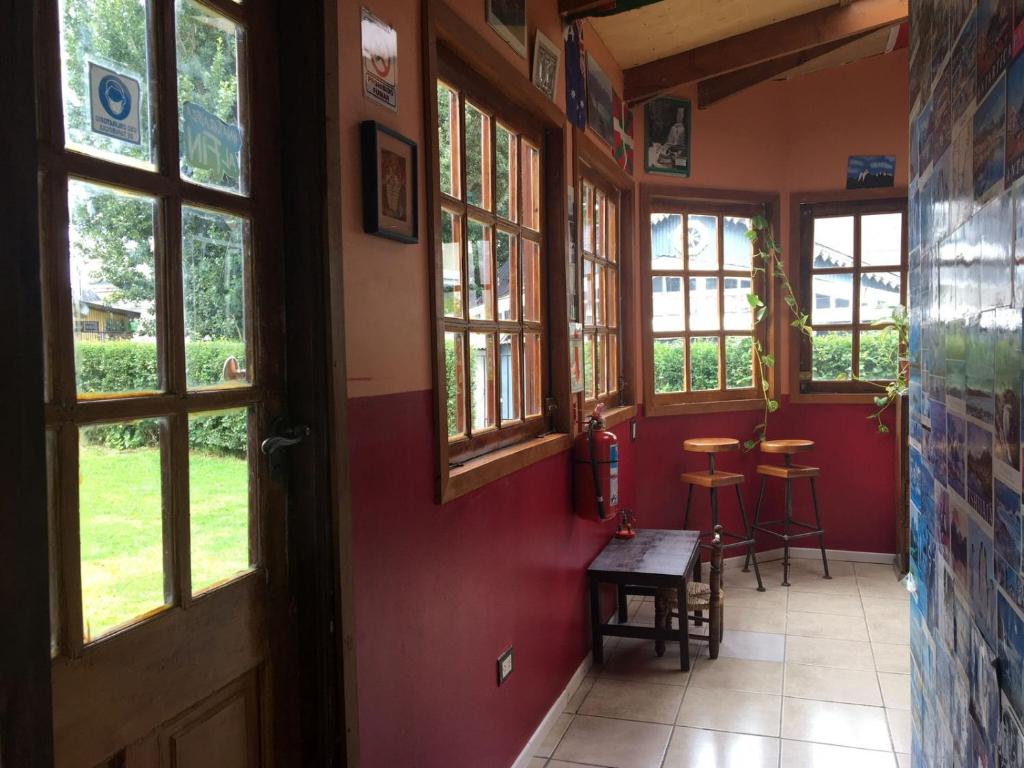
36 0 295 764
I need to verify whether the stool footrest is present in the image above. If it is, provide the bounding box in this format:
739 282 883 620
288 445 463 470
754 519 820 532
753 524 825 542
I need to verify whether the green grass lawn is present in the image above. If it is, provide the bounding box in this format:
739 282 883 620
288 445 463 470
79 445 249 640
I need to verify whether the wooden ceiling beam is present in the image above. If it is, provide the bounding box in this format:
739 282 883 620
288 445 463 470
624 0 908 102
559 0 614 18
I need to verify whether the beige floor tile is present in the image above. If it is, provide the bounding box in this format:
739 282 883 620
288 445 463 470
526 759 547 768
781 697 892 750
724 562 779 591
787 591 864 616
701 629 785 662
547 762 604 768
780 739 897 768
865 612 910 645
552 715 672 768
787 574 862 595
786 610 869 641
676 687 782 737
785 635 875 671
663 726 780 768
578 678 684 724
621 600 657 626
897 752 911 768
787 556 855 578
598 640 697 686
857 578 911 600
878 673 910 710
855 562 901 581
784 663 883 706
872 642 911 673
535 713 573 758
726 585 789 611
565 676 596 714
689 657 784 695
887 707 912 753
728 605 789 633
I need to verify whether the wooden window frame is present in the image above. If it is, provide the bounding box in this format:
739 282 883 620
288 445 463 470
790 190 908 403
640 185 779 418
424 0 570 504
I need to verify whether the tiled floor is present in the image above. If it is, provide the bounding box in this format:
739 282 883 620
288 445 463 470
530 557 911 768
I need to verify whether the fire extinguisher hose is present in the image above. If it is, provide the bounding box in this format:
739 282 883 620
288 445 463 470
588 418 606 520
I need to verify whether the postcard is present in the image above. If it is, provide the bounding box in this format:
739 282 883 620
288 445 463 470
967 420 996 522
978 0 1013 100
975 74 1008 203
949 411 968 498
999 592 1024 722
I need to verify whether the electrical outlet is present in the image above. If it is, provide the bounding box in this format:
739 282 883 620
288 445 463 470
630 418 638 441
497 646 514 686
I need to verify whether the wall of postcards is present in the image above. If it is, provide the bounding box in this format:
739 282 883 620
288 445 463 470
908 0 1024 765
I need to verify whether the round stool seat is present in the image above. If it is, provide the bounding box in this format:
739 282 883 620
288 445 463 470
760 439 814 454
684 437 739 453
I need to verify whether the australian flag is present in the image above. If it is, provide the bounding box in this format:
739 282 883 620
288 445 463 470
564 20 586 129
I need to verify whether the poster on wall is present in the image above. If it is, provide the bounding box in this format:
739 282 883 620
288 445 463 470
586 54 614 146
952 11 977 127
1006 53 1024 187
486 0 527 57
1017 0 1024 57
361 8 398 112
999 697 1024 768
978 0 1012 100
846 155 896 190
974 75 1007 203
999 593 1024 723
563 20 586 130
569 322 584 393
645 97 690 176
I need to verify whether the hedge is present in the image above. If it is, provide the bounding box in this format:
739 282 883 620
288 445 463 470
76 341 248 456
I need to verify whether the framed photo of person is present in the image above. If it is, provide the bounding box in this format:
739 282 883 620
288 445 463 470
360 121 418 243
487 0 527 57
645 97 691 176
532 30 561 101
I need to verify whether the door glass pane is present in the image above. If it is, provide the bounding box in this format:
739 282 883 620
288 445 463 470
441 209 463 318
607 269 618 327
690 337 720 391
445 331 466 438
724 216 753 270
437 83 461 199
79 418 168 641
176 0 247 194
860 271 902 323
811 273 854 324
499 333 522 421
651 213 683 269
189 408 251 594
813 330 853 380
595 190 605 258
522 239 542 322
725 335 754 389
653 338 684 393
69 180 160 397
652 276 684 332
723 275 753 330
495 124 516 221
813 216 854 267
860 329 899 380
607 200 617 263
582 183 593 253
469 332 495 430
598 333 609 396
689 276 719 330
524 332 542 416
594 264 604 326
522 141 541 231
59 0 155 167
608 333 618 392
467 219 494 320
584 332 596 400
861 213 903 266
583 260 594 324
687 214 719 270
496 230 518 321
182 206 250 389
465 102 491 210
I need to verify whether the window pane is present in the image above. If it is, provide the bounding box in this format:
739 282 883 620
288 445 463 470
60 0 155 166
608 333 619 392
468 219 494 320
583 260 594 324
182 206 249 389
598 333 609 396
860 328 899 380
725 335 754 389
69 180 160 397
522 142 541 230
176 0 246 194
860 271 901 324
495 124 516 221
465 102 491 210
499 333 522 421
724 217 753 270
861 213 903 266
653 338 685 393
79 419 167 641
582 182 594 253
445 331 466 437
469 332 495 430
437 84 460 198
189 408 251 594
594 263 604 326
652 275 684 331
811 273 853 324
607 200 618 263
723 275 753 330
496 230 518 321
595 190 605 258
687 214 719 270
524 332 542 416
584 332 596 400
522 239 542 322
690 337 720 391
813 330 853 380
651 213 683 269
442 209 463 318
607 269 618 328
689 276 719 331
813 216 854 268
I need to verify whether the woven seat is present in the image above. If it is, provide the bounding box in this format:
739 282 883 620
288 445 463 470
657 581 725 611
655 526 726 657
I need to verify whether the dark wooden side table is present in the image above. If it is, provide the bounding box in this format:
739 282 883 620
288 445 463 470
587 529 700 671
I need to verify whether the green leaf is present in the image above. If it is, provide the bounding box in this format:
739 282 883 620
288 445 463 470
877 424 890 434
752 214 767 230
743 439 756 450
784 295 797 307
762 354 775 367
767 399 779 412
746 293 763 308
761 379 770 392
756 306 768 321
874 396 889 407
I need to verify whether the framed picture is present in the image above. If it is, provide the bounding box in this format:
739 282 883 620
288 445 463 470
360 8 398 111
645 97 690 176
586 53 614 146
360 121 418 243
846 155 896 189
487 0 527 57
532 30 561 101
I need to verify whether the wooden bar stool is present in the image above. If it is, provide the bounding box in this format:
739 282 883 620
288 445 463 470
745 439 831 586
682 437 765 592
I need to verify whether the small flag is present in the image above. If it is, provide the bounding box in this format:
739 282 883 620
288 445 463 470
613 92 634 174
564 20 586 130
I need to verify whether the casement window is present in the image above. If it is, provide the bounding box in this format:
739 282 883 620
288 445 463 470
641 188 776 415
797 198 907 395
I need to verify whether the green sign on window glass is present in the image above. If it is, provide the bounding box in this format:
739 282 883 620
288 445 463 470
183 101 241 183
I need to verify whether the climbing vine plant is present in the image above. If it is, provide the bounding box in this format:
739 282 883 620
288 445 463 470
864 305 909 434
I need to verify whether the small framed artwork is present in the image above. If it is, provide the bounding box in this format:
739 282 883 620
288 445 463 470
846 155 896 189
587 54 614 146
487 0 527 57
532 30 561 101
645 97 690 176
361 121 418 243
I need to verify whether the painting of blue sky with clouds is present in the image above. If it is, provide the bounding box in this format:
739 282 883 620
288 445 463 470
846 155 896 189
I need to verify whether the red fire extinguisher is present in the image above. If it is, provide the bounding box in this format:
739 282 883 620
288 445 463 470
574 404 620 522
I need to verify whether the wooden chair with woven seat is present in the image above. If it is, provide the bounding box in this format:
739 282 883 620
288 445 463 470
744 439 831 586
654 526 724 659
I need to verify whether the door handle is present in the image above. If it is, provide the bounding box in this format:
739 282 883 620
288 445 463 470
261 421 311 456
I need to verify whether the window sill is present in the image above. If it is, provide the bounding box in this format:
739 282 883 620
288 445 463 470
789 392 882 405
441 432 571 503
645 398 766 418
600 404 637 430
